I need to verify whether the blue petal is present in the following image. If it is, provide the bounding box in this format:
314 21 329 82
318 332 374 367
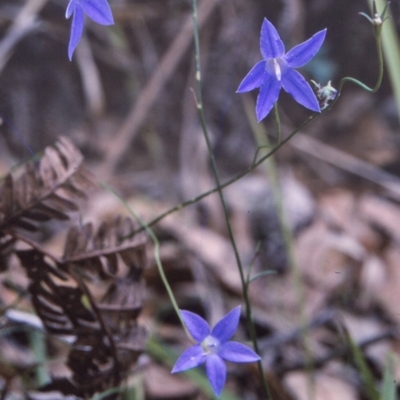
281 68 320 112
237 61 267 93
284 29 327 68
68 5 84 60
171 344 206 373
206 354 226 397
219 341 261 363
65 0 76 19
211 306 241 343
181 310 210 342
256 74 281 122
80 0 114 25
260 18 285 60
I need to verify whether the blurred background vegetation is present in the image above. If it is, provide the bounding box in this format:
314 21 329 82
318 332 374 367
1 0 400 399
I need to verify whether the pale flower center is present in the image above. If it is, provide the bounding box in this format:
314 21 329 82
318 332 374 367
266 57 288 82
266 58 280 81
201 335 220 354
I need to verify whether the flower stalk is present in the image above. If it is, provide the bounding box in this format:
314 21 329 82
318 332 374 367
190 1 271 397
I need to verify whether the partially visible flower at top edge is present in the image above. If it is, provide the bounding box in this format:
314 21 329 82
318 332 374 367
66 0 114 61
171 306 260 398
237 18 327 122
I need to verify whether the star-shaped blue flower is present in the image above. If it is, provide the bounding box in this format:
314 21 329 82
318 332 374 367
237 18 327 122
65 0 114 61
172 306 260 397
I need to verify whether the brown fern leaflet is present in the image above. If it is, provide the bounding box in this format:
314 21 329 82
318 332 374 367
0 136 94 273
0 136 94 234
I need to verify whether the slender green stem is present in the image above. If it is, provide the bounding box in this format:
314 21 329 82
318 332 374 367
191 1 271 397
369 0 400 120
273 103 281 145
328 12 384 110
133 112 317 235
92 7 386 398
337 34 382 95
134 7 386 234
97 8 386 398
99 182 189 337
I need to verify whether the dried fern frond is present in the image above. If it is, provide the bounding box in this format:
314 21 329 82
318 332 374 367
16 216 147 398
63 216 146 278
16 249 96 336
0 136 94 234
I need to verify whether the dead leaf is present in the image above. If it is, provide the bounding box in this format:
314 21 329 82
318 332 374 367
143 364 197 398
285 369 357 400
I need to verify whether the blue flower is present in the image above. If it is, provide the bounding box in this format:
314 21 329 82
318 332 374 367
237 18 327 122
65 0 114 60
172 306 260 397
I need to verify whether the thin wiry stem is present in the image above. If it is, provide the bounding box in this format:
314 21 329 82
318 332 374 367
191 0 272 397
328 5 385 109
133 5 387 235
133 112 316 235
97 5 386 397
99 182 190 339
